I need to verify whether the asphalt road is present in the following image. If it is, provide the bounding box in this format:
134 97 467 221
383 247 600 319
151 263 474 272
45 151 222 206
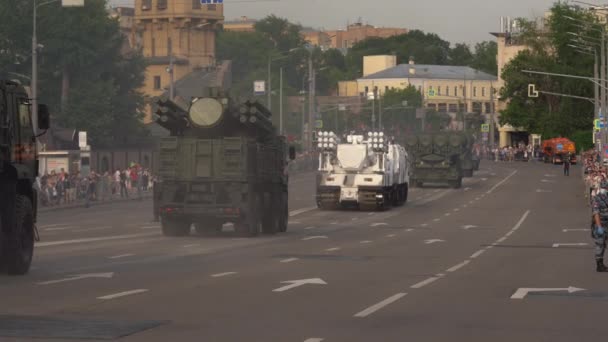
0 161 603 342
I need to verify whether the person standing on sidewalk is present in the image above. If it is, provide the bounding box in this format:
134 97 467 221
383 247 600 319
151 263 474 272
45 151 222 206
564 153 571 176
591 180 608 272
120 170 129 199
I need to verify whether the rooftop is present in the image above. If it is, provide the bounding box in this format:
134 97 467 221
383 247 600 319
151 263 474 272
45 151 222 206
360 64 497 81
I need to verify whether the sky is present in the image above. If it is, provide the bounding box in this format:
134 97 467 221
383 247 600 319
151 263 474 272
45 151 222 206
109 0 558 44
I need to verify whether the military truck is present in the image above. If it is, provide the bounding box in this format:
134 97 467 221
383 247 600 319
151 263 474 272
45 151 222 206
153 90 295 237
0 80 50 275
404 132 464 189
459 132 475 178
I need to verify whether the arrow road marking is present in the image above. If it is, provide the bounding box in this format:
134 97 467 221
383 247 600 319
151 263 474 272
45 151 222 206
511 287 585 299
562 229 588 232
273 278 327 292
354 293 407 318
38 272 114 285
462 225 478 230
552 243 588 248
302 236 328 241
424 239 445 245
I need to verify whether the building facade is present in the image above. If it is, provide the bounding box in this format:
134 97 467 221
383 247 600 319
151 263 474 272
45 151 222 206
134 0 224 121
223 16 257 32
303 21 407 51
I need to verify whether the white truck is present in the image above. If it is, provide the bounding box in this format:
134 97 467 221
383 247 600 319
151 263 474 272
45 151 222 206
316 131 409 210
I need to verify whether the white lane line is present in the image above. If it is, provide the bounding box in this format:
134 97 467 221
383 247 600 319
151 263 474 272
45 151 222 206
108 254 134 259
552 243 589 248
360 240 373 244
39 223 70 228
469 201 474 204
444 213 451 217
447 260 470 273
470 250 485 259
140 226 160 230
280 258 299 263
434 189 441 193
44 227 72 231
354 293 407 318
487 170 518 194
97 289 148 300
211 272 237 278
496 237 507 243
386 234 396 238
454 208 460 212
183 244 200 248
371 223 388 227
302 236 328 241
71 226 112 233
420 223 429 227
36 233 158 247
330 222 339 225
289 207 316 217
304 226 315 230
462 204 468 208
304 338 324 342
433 218 441 222
325 247 341 252
406 229 414 232
368 212 375 216
411 276 441 289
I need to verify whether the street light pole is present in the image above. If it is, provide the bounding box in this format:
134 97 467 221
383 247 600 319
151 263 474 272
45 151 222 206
32 1 39 134
279 66 283 135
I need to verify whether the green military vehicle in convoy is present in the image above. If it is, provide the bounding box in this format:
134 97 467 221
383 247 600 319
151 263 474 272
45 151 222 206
404 132 470 189
0 80 50 274
153 89 295 237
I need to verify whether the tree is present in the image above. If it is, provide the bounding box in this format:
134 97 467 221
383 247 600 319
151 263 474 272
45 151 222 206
254 15 305 52
449 43 474 66
471 41 498 75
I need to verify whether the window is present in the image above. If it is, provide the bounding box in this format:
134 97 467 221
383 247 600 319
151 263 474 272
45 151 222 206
385 86 389 93
482 87 486 97
18 100 34 144
154 76 161 90
437 86 441 96
473 87 477 97
207 4 217 10
446 86 449 96
151 38 156 57
462 87 466 97
448 104 458 112
193 0 201 9
454 86 457 97
157 0 167 9
485 102 492 113
141 0 152 10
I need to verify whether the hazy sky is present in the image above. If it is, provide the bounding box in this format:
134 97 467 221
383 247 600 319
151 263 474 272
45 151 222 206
109 0 558 44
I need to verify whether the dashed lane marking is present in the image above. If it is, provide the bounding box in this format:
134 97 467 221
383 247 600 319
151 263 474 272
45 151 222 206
487 170 518 194
360 240 373 244
386 234 396 238
289 207 316 217
371 223 388 227
325 247 341 252
97 289 148 300
444 213 451 217
183 244 200 248
304 338 324 342
433 218 441 222
44 227 72 231
280 258 299 263
411 276 441 289
304 226 315 230
454 208 460 212
211 272 237 278
36 233 159 248
71 226 112 233
447 260 470 273
354 293 407 318
108 254 134 259
302 236 328 241
470 250 485 259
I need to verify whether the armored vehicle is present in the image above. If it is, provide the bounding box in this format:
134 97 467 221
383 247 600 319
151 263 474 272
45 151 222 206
153 90 295 237
404 132 464 189
316 131 409 211
0 80 50 274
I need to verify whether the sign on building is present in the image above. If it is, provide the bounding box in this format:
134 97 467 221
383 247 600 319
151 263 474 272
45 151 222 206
427 89 436 97
78 131 87 149
315 120 323 129
481 124 490 132
253 80 266 96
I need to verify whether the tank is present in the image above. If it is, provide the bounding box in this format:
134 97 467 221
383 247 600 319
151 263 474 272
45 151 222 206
153 89 295 237
405 132 463 189
0 80 50 275
316 132 410 211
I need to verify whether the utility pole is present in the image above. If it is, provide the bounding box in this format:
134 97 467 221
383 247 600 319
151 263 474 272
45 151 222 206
307 56 314 151
168 37 174 100
32 2 39 134
267 56 272 111
490 81 495 149
279 67 283 135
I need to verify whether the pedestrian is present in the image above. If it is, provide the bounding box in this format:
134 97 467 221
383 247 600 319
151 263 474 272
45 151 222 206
591 180 608 272
564 153 571 176
120 169 129 198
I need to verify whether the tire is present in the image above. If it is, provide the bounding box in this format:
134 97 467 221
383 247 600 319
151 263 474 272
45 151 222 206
402 184 409 204
3 195 34 275
262 193 278 235
162 218 191 237
236 192 260 237
463 169 473 178
195 221 223 236
449 178 462 189
278 192 288 233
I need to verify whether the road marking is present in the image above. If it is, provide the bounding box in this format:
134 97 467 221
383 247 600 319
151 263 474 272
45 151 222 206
511 287 585 300
280 258 299 263
36 233 158 247
351 217 358 221
371 223 388 227
325 247 341 252
424 239 445 245
536 189 552 193
39 223 69 228
454 208 460 212
464 187 472 192
497 237 507 243
368 212 375 216
304 339 324 342
211 272 237 278
541 179 555 183
562 229 588 232
544 174 557 177
469 201 474 204
386 234 396 238
406 229 414 232
434 189 441 193
38 272 114 285
481 178 488 181
433 218 440 222
183 244 200 248
470 250 485 259
552 243 588 248
290 221 301 224
44 227 71 231
97 289 148 300
420 223 429 227
108 254 134 259
140 226 160 230
475 197 481 201
411 276 440 289
447 260 470 273
462 225 478 230
360 240 373 244
289 207 316 217
304 226 315 230
273 278 327 292
444 213 451 217
462 204 468 208
302 236 328 241
71 226 112 233
330 222 339 225
354 293 407 318
487 170 518 194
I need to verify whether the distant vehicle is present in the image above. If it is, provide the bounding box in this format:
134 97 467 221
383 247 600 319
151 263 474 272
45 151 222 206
0 80 50 275
542 138 576 164
316 132 409 211
153 90 295 237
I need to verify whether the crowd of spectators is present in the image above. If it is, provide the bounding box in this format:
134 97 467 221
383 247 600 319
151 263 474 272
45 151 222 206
583 150 605 203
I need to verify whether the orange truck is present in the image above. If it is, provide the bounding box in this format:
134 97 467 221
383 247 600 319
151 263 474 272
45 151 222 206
542 138 577 164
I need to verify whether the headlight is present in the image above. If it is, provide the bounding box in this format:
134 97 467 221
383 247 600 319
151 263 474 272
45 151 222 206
189 98 224 127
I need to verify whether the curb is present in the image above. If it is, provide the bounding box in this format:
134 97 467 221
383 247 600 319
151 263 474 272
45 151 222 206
38 194 153 213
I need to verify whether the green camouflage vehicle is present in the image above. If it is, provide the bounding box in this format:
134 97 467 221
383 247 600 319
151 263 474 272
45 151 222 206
153 89 295 237
404 132 463 189
457 132 475 178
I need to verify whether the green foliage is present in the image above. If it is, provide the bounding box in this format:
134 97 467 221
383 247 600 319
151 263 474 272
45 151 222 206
0 0 146 147
570 130 594 152
471 41 498 75
500 2 595 138
449 43 474 66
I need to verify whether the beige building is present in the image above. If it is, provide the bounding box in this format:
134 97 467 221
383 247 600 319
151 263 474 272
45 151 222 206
223 16 257 32
304 21 407 51
134 0 224 121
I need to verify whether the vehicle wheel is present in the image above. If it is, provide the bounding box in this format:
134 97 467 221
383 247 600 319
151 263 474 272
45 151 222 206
194 221 223 236
3 195 34 275
449 178 462 189
162 218 191 237
402 184 409 204
262 193 278 235
278 192 288 233
463 169 473 178
415 180 424 188
237 192 260 237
